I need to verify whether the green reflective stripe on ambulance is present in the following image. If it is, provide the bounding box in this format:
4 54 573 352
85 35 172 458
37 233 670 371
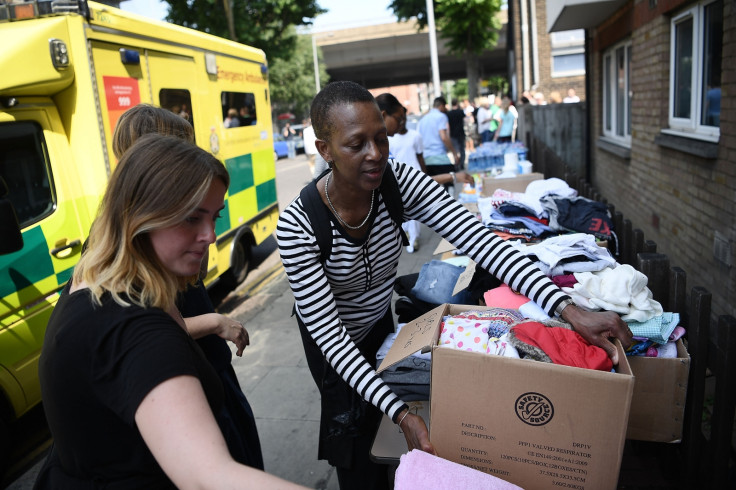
215 198 231 237
256 180 277 210
56 266 74 285
221 150 277 236
225 154 254 194
0 226 55 298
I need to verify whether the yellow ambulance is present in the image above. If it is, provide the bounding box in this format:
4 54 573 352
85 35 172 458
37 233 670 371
0 0 279 454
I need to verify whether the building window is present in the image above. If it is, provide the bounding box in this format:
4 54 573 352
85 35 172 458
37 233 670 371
551 29 585 77
602 40 632 145
669 0 722 140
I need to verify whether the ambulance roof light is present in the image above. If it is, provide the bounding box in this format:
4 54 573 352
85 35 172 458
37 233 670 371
0 0 88 21
119 48 140 65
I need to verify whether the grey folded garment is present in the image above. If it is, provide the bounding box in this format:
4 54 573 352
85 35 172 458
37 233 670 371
380 356 431 401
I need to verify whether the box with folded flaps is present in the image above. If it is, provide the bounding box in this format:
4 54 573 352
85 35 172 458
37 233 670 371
626 339 690 442
481 172 544 196
377 304 635 490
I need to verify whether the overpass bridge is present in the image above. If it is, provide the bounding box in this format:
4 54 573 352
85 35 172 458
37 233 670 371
313 11 508 89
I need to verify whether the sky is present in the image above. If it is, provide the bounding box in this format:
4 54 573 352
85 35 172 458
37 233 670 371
120 0 396 32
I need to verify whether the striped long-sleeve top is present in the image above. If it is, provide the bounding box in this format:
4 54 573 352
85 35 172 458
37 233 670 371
276 160 571 423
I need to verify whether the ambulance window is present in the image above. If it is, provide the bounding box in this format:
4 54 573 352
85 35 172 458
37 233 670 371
221 92 257 128
0 122 54 228
159 89 195 137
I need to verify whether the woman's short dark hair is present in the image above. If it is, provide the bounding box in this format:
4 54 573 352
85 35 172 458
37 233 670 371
375 93 403 116
310 81 376 141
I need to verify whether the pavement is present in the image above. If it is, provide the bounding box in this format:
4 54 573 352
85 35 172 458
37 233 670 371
221 223 442 489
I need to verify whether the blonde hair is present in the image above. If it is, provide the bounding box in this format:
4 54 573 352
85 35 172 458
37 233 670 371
112 104 194 159
75 134 229 309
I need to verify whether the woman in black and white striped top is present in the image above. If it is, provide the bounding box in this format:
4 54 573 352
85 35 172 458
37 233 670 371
277 81 632 490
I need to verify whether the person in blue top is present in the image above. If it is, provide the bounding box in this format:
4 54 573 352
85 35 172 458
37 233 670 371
493 94 518 143
418 96 460 191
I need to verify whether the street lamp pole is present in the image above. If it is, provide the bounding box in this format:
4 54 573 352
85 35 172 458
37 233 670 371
426 0 441 98
312 34 320 93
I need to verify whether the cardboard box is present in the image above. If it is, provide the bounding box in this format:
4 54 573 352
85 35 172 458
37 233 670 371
625 339 690 442
481 172 544 196
378 304 634 490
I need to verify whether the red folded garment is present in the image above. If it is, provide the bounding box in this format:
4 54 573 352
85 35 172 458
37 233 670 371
510 321 613 371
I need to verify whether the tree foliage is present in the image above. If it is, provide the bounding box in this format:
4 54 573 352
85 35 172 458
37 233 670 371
390 0 502 54
389 0 504 98
268 32 329 120
162 0 326 62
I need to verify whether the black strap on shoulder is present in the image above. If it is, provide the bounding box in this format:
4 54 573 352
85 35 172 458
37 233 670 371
299 169 333 264
299 167 408 265
380 166 409 246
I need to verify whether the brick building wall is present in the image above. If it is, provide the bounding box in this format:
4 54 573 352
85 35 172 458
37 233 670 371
509 0 586 102
589 0 735 317
369 84 423 115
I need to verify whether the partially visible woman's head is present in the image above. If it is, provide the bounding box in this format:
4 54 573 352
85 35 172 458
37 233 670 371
310 81 377 141
501 94 513 110
113 104 194 159
375 93 405 136
76 133 229 308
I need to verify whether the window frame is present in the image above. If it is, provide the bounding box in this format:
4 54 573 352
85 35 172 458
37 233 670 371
0 121 56 228
668 1 721 141
550 29 586 78
601 39 632 146
221 91 259 129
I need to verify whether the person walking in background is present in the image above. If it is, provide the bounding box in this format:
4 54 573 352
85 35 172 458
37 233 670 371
418 96 460 194
379 95 426 254
36 133 304 489
563 88 580 103
283 122 297 159
493 94 519 143
446 100 466 171
476 97 494 143
462 99 476 152
303 120 328 178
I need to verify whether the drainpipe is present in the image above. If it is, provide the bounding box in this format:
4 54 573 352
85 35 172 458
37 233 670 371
520 0 530 91
529 0 540 88
584 29 593 182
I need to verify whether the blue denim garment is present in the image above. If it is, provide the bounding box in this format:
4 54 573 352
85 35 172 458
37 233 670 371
411 260 475 305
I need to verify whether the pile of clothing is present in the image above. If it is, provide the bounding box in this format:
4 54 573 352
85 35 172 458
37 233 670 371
481 246 683 358
438 308 613 372
478 177 615 244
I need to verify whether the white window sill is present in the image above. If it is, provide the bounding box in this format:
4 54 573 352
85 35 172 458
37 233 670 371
655 130 719 159
597 136 631 159
660 128 719 143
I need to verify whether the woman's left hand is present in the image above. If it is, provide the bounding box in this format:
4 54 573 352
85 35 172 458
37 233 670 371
456 171 475 186
213 314 250 356
400 412 436 455
561 305 633 365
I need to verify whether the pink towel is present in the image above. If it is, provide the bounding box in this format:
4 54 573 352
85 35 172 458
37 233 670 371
394 449 523 490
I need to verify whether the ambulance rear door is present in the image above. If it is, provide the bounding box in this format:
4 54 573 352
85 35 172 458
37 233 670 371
0 104 91 418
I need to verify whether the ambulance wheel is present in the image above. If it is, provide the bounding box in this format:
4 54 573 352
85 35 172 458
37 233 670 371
222 237 251 288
